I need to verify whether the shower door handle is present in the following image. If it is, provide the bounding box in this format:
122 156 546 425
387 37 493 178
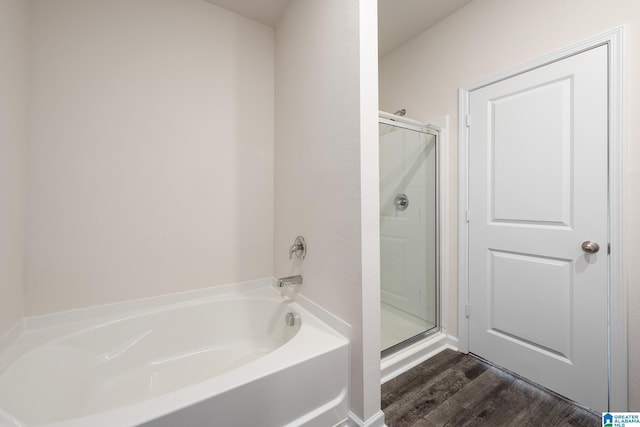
394 193 409 211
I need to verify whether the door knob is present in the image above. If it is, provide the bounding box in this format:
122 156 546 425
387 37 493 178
581 241 600 253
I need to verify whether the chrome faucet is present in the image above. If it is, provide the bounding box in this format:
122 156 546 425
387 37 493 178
277 275 303 288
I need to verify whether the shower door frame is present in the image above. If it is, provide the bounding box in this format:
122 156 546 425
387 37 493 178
378 113 443 357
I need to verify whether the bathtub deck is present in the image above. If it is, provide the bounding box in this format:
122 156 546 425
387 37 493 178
381 349 600 426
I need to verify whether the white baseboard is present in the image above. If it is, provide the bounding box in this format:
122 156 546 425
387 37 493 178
345 410 386 427
447 335 459 350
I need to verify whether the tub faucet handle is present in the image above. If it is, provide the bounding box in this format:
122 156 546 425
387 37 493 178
289 236 306 260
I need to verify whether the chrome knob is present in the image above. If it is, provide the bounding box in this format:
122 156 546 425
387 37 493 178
285 312 298 326
581 241 600 254
394 193 409 211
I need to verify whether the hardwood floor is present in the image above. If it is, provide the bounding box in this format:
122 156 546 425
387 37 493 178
381 349 600 426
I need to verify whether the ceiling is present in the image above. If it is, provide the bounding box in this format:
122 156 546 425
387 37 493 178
203 0 473 57
377 0 473 56
202 0 290 27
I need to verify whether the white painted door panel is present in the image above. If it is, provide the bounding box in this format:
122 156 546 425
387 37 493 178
468 45 608 411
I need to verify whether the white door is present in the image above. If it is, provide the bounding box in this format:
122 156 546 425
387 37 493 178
467 45 609 411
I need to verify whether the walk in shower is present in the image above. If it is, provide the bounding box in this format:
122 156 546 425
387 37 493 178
379 111 439 355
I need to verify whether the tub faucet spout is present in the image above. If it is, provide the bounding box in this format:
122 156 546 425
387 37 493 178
277 275 303 288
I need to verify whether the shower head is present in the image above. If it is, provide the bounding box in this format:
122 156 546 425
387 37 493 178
394 109 406 116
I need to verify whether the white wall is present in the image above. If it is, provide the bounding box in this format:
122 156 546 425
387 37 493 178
274 0 380 421
0 0 28 336
26 0 275 315
379 0 640 410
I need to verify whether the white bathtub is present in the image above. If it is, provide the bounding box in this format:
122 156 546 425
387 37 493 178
0 280 350 427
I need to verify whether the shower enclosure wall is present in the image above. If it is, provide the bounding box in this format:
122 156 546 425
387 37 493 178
379 112 439 355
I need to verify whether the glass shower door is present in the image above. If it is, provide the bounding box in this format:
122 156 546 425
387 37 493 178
379 121 438 353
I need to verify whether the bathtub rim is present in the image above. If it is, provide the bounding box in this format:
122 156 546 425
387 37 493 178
0 278 351 354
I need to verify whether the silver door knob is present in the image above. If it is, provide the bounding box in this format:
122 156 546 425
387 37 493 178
581 241 600 253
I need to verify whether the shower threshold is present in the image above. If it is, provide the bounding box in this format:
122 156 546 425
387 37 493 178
381 331 449 384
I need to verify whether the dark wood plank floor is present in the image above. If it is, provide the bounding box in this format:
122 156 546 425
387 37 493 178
382 349 600 427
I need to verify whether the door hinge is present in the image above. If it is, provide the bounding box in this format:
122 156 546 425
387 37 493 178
466 209 470 223
466 114 471 127
465 304 470 318
608 243 611 254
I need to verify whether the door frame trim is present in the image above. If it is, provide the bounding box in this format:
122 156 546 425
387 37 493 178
457 26 627 410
